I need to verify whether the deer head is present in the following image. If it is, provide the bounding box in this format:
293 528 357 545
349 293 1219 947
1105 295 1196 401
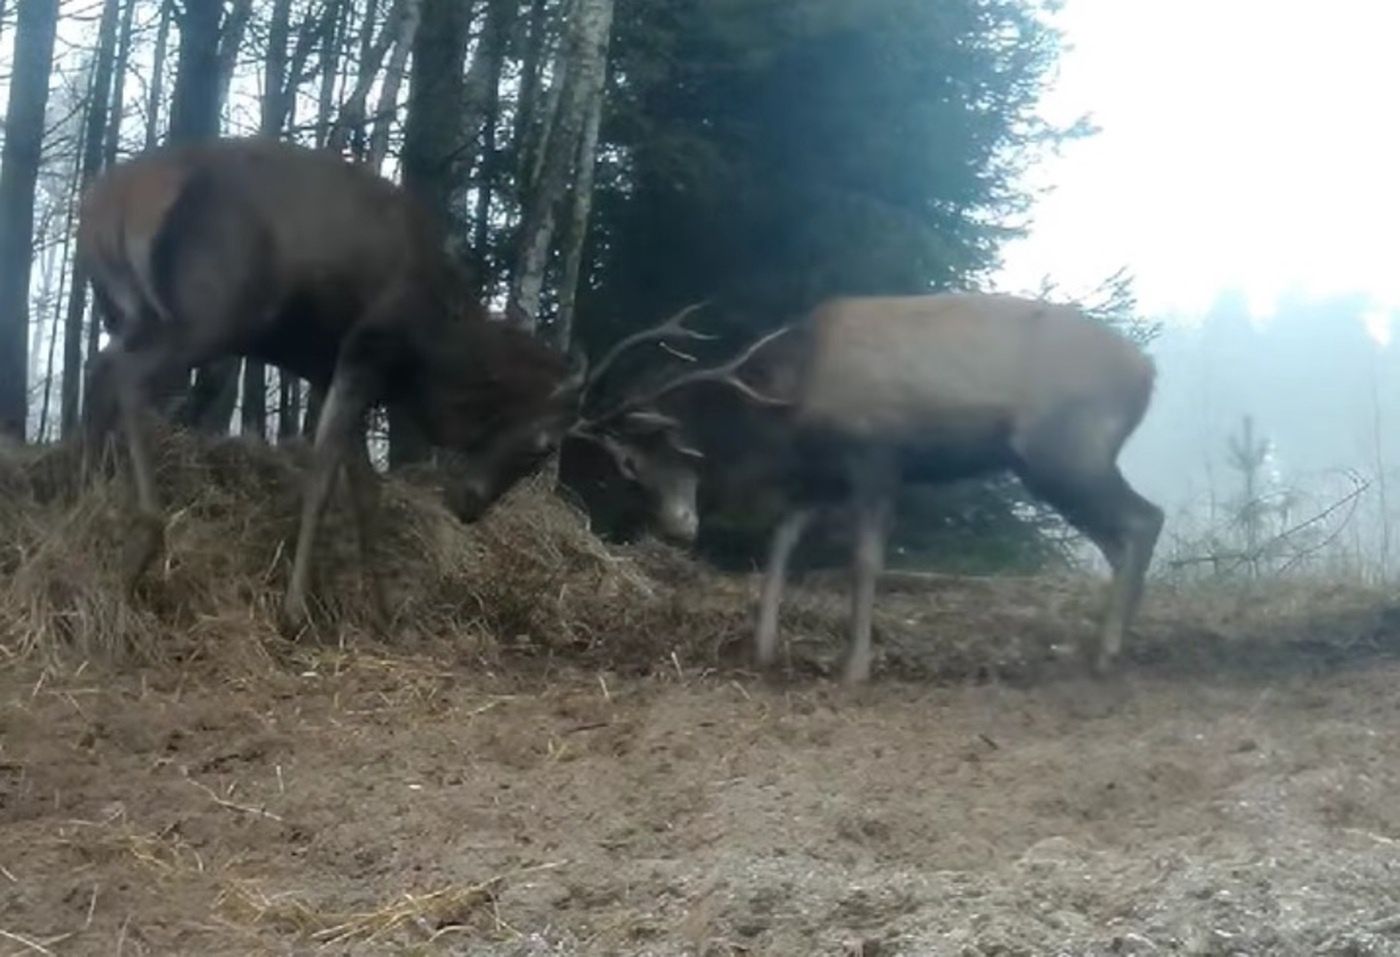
569 302 794 543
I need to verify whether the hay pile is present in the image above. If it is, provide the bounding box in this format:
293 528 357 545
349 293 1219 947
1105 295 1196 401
3 429 1399 681
0 430 735 672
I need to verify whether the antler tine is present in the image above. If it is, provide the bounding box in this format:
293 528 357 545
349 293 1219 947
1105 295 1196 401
579 324 794 431
584 300 716 390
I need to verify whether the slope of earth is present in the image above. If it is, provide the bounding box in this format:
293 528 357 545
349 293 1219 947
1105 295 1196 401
5 653 1400 956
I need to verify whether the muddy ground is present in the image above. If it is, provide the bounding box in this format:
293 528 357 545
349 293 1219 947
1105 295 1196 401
7 586 1400 957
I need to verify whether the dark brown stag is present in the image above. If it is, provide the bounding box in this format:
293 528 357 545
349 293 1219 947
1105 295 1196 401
77 136 585 628
575 293 1165 683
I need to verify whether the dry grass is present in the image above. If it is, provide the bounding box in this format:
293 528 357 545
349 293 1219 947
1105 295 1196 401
1 429 1399 683
0 429 721 675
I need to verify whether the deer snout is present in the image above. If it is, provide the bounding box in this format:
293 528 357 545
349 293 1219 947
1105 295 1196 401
656 498 698 544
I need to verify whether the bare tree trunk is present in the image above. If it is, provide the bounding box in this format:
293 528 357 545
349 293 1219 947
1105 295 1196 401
553 52 606 351
144 0 172 150
167 0 223 144
326 0 407 157
466 0 513 297
215 0 255 112
240 0 295 443
60 0 120 440
512 0 551 192
103 0 137 168
509 0 613 331
314 0 346 148
388 0 470 468
0 0 10 54
401 0 470 227
0 0 61 440
365 0 422 170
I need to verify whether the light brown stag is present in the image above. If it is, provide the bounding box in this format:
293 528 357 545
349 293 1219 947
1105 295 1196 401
575 293 1164 682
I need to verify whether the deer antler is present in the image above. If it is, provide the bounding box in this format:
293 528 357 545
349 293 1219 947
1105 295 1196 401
574 324 795 434
583 300 715 391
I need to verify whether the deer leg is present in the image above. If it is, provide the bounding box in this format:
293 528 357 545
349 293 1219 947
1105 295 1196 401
283 369 374 634
343 425 389 631
1015 421 1163 674
81 346 120 489
844 451 896 684
108 342 184 593
754 506 815 668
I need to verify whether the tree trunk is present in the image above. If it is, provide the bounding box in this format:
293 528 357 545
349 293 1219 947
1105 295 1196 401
240 0 294 443
401 0 470 227
314 0 346 148
0 0 60 440
365 0 423 170
144 0 172 150
511 0 551 193
103 0 137 168
326 0 407 157
215 0 255 112
390 0 472 468
553 50 607 351
167 0 223 144
60 0 120 440
509 0 613 332
465 0 514 297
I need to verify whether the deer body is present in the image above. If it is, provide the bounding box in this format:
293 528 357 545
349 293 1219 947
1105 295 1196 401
78 137 583 627
584 292 1164 682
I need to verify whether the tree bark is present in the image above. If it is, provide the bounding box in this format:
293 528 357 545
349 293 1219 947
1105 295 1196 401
314 0 346 148
553 49 607 351
400 0 470 227
215 0 255 112
144 0 173 150
167 0 223 144
509 0 613 332
240 0 295 442
511 0 551 193
0 0 60 440
60 0 120 440
390 0 472 468
365 0 422 170
465 0 514 297
103 0 137 168
326 0 407 157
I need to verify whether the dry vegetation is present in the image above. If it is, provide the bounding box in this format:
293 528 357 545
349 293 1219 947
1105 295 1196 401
2 429 1396 682
6 435 1400 954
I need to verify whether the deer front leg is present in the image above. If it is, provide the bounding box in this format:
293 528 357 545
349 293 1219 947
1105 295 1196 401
754 506 815 668
343 426 390 632
283 369 374 634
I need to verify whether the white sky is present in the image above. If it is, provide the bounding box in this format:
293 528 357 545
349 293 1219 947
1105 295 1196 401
996 0 1400 333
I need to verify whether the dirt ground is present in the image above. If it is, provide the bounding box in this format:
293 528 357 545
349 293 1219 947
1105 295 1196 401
7 606 1400 957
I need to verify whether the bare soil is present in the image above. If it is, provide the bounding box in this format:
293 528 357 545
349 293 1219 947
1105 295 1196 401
7 614 1400 956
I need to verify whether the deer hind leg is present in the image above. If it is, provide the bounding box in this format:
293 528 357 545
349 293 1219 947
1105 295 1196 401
1014 413 1163 674
843 450 896 684
107 341 187 593
755 506 816 669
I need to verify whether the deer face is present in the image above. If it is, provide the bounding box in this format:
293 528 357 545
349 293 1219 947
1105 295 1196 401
587 411 704 544
436 344 590 523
